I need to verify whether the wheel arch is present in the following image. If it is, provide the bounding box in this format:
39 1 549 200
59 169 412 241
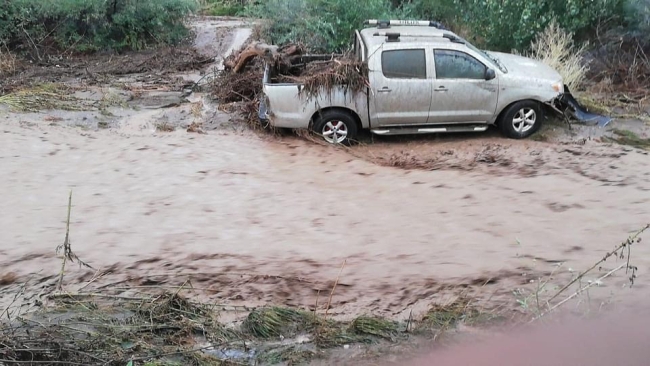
309 107 363 131
494 99 544 126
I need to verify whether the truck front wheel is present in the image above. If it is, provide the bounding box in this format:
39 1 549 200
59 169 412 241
312 110 358 145
499 100 543 139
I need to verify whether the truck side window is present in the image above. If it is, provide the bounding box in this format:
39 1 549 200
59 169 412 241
434 49 486 79
381 49 426 79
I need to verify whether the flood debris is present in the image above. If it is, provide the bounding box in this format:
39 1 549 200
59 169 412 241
222 41 303 74
278 55 369 102
0 84 92 112
1 46 208 95
0 292 233 365
212 41 368 128
0 289 492 365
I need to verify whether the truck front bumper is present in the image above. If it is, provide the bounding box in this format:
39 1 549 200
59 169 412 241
548 85 612 127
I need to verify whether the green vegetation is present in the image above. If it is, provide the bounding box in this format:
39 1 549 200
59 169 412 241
2 0 648 66
0 0 198 55
455 0 626 51
202 0 244 16
242 0 407 53
240 0 647 54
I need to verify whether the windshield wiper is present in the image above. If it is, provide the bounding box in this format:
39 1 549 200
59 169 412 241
484 51 507 73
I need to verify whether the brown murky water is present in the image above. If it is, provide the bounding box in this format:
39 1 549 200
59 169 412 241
2 119 649 316
1 18 649 324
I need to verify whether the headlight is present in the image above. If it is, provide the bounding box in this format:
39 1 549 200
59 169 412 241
551 81 563 93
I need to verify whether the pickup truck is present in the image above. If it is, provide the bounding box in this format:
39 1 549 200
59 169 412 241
259 19 606 145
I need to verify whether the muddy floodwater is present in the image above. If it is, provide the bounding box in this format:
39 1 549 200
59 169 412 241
1 17 650 326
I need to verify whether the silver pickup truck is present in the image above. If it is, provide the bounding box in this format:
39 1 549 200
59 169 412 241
259 20 608 145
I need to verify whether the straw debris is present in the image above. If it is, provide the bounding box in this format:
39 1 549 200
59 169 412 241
0 83 93 112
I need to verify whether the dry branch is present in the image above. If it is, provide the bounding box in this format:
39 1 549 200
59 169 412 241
56 191 92 291
547 224 649 304
324 259 346 317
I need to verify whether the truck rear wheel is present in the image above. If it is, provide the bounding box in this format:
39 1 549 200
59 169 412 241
312 110 358 145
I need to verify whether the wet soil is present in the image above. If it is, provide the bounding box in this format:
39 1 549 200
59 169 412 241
1 15 650 348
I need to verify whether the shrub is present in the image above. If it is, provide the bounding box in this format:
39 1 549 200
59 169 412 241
202 0 245 16
0 0 198 56
243 0 406 53
456 0 626 51
525 20 589 91
624 0 650 37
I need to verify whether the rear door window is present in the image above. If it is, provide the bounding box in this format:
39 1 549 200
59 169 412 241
381 49 426 79
434 49 486 79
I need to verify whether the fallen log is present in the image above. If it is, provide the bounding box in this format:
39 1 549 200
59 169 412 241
224 42 303 73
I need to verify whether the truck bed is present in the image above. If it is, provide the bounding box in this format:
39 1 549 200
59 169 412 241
261 55 371 130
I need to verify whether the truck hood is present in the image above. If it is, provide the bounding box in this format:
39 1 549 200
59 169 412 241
488 51 562 84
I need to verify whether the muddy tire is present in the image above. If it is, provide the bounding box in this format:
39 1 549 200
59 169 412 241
312 110 358 145
499 100 543 139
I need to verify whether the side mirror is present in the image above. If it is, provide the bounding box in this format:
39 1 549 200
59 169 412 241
485 68 496 80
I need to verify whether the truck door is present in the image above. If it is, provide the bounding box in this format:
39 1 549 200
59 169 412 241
428 49 499 124
369 46 433 127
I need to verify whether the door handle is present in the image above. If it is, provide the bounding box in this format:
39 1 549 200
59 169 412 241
378 87 392 93
434 86 448 92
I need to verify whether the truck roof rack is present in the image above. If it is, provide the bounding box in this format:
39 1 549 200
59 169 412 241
364 19 446 30
372 31 454 43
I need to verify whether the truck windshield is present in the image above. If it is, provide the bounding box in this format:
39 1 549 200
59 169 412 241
462 39 508 74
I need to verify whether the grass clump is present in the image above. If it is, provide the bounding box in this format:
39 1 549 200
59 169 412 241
312 315 399 347
258 345 319 365
605 129 650 150
155 122 177 132
242 306 313 339
349 316 399 341
420 298 483 330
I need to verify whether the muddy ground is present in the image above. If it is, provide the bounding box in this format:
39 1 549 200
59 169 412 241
1 15 650 364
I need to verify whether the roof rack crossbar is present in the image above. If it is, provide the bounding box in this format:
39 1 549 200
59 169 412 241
364 19 446 29
372 32 447 38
